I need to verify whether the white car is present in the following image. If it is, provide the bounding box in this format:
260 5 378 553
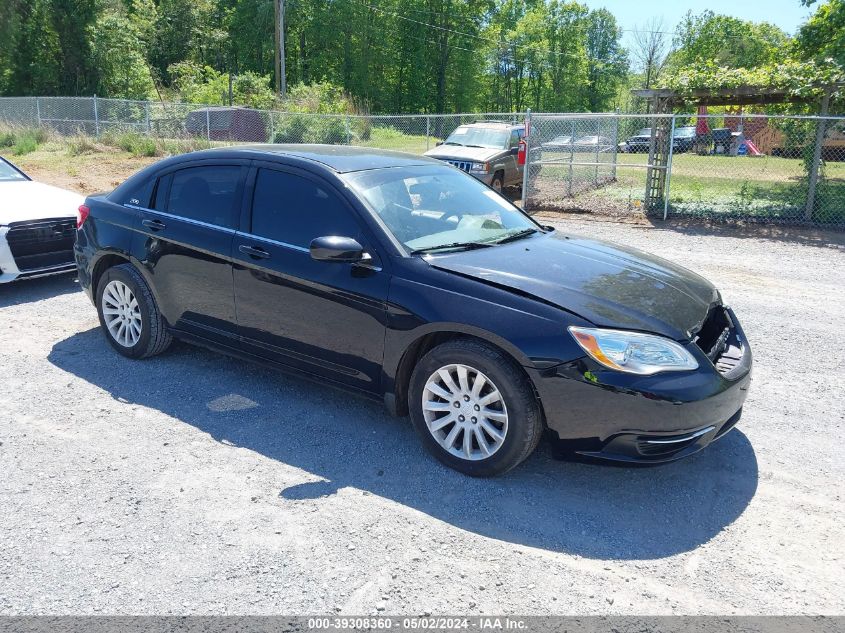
0 156 83 283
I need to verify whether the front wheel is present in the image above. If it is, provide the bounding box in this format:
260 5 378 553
96 263 172 359
408 339 543 476
490 172 504 194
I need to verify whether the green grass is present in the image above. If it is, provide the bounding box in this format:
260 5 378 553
358 126 434 154
533 150 845 223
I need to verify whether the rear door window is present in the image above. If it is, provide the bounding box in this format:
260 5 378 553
165 165 243 228
250 169 360 247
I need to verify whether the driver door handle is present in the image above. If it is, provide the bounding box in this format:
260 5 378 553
239 244 271 260
142 218 166 231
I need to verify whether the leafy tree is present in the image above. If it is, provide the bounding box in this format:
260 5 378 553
796 0 845 66
89 10 156 99
668 10 789 71
584 8 628 111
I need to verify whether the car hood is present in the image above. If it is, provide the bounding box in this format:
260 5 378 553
1 181 82 225
424 145 504 162
428 232 719 340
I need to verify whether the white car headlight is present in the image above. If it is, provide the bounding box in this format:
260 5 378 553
569 326 699 375
470 162 490 174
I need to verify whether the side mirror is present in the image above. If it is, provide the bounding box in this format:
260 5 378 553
309 236 366 263
510 146 519 155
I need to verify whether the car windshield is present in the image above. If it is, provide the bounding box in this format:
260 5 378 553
636 128 651 136
442 126 510 149
344 165 539 253
0 158 28 182
674 127 696 138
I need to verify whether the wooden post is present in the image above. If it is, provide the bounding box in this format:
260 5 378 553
805 91 830 222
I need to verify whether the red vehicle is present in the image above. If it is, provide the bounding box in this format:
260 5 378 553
185 107 267 142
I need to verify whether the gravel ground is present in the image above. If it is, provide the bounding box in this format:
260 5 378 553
1 217 843 615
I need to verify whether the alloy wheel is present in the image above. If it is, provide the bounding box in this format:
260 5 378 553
102 280 142 348
422 363 509 461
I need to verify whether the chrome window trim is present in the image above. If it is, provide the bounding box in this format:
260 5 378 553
124 204 237 234
235 231 310 254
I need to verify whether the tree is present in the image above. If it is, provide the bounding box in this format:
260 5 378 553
668 10 789 71
796 0 845 67
631 17 669 92
583 8 628 111
89 10 156 99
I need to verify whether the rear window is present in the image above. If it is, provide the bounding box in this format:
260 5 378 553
165 165 243 228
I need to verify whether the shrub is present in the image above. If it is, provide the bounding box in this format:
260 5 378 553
273 114 349 144
67 135 100 156
114 132 158 157
13 130 40 155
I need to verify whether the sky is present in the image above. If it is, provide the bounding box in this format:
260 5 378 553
581 0 815 49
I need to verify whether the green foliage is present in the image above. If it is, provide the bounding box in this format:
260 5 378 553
664 59 845 100
115 132 158 157
273 114 349 144
169 62 275 108
12 129 47 155
668 10 790 71
89 11 155 99
796 0 845 67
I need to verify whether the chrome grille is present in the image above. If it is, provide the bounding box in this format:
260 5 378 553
445 160 472 173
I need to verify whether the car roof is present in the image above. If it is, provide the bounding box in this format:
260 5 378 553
459 121 521 129
194 144 443 173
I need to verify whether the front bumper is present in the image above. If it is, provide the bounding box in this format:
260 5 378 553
0 224 77 283
528 308 752 464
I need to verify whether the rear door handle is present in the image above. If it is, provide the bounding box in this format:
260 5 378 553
239 244 271 260
142 218 166 231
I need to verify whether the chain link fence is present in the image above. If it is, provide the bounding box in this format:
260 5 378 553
1 96 843 226
525 112 845 227
0 96 521 154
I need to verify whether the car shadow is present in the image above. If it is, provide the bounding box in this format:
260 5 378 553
48 328 759 560
0 272 80 308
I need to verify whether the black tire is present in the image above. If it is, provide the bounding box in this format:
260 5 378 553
95 263 172 359
490 172 504 193
408 338 543 477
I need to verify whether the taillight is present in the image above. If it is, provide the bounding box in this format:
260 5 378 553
76 204 90 229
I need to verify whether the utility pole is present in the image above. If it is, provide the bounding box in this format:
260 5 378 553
275 0 287 98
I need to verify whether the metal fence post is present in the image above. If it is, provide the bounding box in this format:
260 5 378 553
346 115 352 145
805 91 831 222
269 111 275 143
206 107 211 142
594 119 600 184
521 108 531 209
35 97 41 128
426 115 431 151
611 111 619 181
663 115 677 221
145 101 151 134
93 95 100 138
567 119 575 197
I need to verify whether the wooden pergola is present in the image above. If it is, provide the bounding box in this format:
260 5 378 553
630 84 841 220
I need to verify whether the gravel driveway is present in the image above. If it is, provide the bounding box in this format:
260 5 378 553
1 217 843 615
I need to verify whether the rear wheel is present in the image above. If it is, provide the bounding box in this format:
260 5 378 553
96 263 172 359
408 339 543 476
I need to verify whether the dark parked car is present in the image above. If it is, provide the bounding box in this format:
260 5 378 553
75 145 752 476
623 126 698 153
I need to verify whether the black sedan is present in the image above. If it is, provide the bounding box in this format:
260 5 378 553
74 145 751 476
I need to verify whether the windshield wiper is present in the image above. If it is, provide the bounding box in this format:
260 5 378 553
410 241 495 255
492 228 541 244
463 144 486 149
443 141 463 146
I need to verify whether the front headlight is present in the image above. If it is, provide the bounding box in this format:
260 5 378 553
569 326 699 375
470 162 490 174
